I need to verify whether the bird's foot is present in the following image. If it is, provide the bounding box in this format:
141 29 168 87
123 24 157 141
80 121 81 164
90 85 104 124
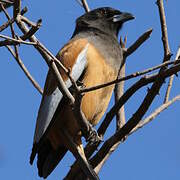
86 127 103 145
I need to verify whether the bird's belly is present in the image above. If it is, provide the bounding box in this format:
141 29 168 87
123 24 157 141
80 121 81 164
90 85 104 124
81 85 114 125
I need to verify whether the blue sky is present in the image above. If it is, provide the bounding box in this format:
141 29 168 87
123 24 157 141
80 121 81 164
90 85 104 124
0 0 180 179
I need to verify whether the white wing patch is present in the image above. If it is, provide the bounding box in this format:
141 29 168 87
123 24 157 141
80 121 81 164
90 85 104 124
65 43 89 88
33 43 89 143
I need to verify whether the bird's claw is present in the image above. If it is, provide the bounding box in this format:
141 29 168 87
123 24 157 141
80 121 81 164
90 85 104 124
77 80 86 88
86 128 103 145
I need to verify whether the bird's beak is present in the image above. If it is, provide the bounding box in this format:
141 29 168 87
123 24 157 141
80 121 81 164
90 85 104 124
113 12 135 23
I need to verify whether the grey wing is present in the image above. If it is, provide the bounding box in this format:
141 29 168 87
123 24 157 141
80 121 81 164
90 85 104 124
33 44 89 144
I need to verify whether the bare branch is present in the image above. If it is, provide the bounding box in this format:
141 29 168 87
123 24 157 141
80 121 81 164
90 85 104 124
20 19 42 41
20 15 37 27
0 0 14 12
81 0 90 12
124 28 153 57
115 64 126 130
60 128 99 180
115 37 127 130
0 34 37 46
0 17 15 32
156 0 171 60
0 3 43 95
164 47 180 103
0 0 13 4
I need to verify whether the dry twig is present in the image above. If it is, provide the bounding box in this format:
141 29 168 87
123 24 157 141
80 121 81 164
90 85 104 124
164 47 180 103
81 0 90 12
0 3 43 95
124 28 153 57
0 34 37 46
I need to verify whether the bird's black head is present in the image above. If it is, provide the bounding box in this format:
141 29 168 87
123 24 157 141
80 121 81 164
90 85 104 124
74 7 135 38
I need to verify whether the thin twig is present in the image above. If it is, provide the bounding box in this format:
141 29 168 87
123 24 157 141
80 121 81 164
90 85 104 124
20 19 42 41
156 0 171 61
60 128 99 180
0 34 37 46
0 0 14 12
0 0 13 4
0 3 43 95
80 59 180 93
115 64 126 130
124 29 153 57
164 47 180 103
81 0 90 12
0 17 15 32
115 36 127 130
20 15 37 27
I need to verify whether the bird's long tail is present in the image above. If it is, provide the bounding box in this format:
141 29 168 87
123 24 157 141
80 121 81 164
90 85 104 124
31 139 68 179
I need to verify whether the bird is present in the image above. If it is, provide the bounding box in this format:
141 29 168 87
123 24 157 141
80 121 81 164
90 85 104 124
30 7 134 179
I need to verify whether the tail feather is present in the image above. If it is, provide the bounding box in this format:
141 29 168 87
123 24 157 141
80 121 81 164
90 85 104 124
42 146 67 178
36 140 67 178
37 140 52 177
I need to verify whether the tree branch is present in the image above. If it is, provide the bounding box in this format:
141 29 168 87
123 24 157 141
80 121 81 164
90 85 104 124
124 28 153 57
0 3 43 95
156 0 171 61
0 34 37 46
20 19 42 41
81 0 90 12
115 37 127 130
164 47 180 103
0 16 15 32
